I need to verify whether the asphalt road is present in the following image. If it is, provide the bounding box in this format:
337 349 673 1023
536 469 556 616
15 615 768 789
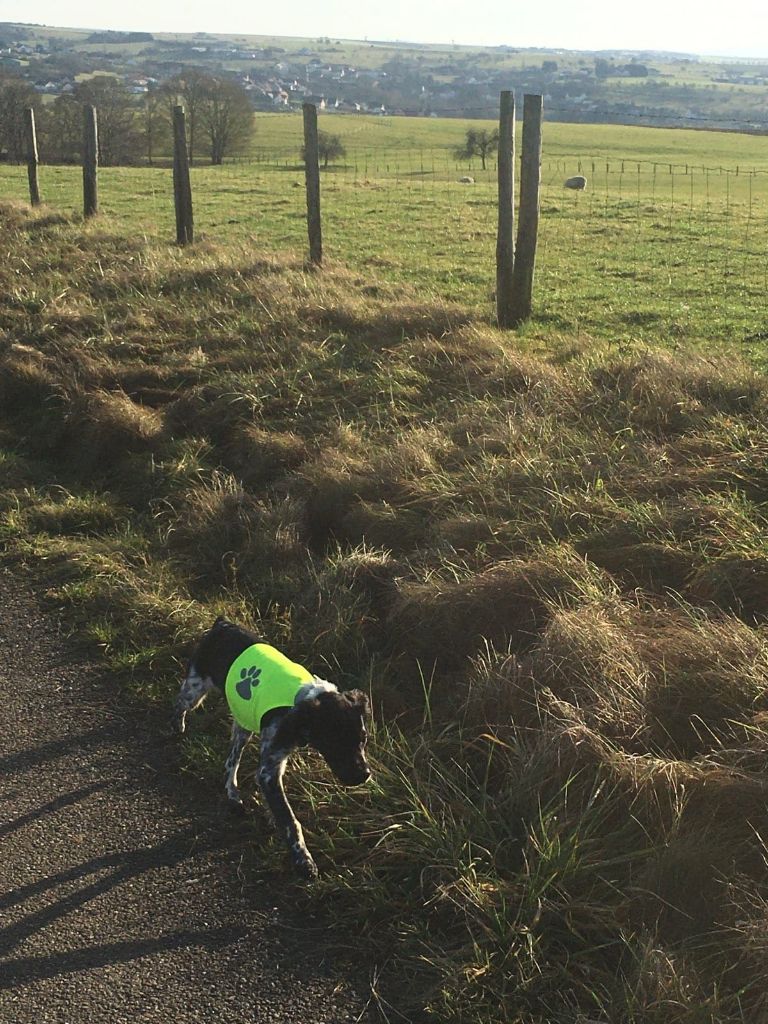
0 569 372 1023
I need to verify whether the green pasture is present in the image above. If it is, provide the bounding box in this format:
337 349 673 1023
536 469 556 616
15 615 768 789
4 114 766 350
246 112 768 169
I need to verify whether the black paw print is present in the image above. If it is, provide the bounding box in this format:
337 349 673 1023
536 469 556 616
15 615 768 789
235 666 262 700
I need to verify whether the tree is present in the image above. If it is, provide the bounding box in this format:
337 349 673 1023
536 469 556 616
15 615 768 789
454 127 499 170
0 73 38 162
74 77 143 165
141 84 170 166
38 94 81 163
595 58 612 79
198 76 254 165
162 69 211 165
301 130 346 168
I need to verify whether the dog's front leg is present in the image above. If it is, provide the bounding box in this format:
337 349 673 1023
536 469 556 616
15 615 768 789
258 749 318 881
224 722 253 811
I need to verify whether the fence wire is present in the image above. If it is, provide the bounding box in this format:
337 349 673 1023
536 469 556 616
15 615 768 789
2 141 767 346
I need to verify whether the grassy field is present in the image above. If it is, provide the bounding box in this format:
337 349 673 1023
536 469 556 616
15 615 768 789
2 116 768 1021
1 114 766 351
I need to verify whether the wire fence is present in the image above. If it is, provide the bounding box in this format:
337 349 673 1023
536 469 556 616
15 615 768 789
2 140 767 346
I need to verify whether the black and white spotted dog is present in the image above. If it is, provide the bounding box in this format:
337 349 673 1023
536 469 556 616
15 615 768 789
174 617 371 880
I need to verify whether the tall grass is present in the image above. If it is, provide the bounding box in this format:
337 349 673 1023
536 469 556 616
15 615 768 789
2 194 768 1021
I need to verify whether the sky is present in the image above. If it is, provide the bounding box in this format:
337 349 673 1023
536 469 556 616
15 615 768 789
2 1 768 59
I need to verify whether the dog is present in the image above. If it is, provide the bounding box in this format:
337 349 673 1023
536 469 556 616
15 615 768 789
174 616 371 880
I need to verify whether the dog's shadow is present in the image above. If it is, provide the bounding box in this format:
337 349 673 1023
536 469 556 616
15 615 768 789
0 693 293 994
0 825 247 987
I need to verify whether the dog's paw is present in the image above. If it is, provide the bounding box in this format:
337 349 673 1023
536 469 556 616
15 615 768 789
226 797 247 817
224 783 248 814
292 850 319 882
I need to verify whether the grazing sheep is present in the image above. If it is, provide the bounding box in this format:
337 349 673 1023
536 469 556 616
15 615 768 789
564 175 587 190
458 175 475 184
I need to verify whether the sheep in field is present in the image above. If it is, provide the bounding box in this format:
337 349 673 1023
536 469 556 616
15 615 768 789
564 175 588 190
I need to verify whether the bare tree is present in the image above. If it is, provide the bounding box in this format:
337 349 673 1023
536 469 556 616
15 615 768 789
141 84 170 166
198 76 254 165
162 69 210 165
454 127 499 170
74 77 142 165
0 73 38 162
301 130 346 168
38 94 82 163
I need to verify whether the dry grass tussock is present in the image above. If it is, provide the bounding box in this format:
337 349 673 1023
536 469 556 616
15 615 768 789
592 349 768 436
162 471 303 594
525 601 768 757
451 620 768 1006
4 206 768 1020
388 550 612 675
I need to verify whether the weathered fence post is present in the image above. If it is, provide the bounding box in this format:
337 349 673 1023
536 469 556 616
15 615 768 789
172 105 194 245
82 104 98 218
496 90 515 328
302 102 322 266
23 107 41 207
510 94 543 325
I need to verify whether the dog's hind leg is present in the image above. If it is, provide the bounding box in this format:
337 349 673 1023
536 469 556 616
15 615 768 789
174 668 215 733
224 722 253 811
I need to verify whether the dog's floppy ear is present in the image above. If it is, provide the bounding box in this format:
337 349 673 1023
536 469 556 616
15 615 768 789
275 699 316 748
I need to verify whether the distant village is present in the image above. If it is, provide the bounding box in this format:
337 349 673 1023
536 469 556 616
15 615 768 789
2 24 768 129
0 32 394 114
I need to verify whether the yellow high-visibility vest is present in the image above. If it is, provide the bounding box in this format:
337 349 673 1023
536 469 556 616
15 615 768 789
224 643 314 734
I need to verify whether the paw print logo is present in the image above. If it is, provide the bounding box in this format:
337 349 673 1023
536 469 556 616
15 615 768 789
235 666 262 701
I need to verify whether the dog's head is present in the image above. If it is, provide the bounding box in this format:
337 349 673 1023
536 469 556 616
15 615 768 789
295 689 371 786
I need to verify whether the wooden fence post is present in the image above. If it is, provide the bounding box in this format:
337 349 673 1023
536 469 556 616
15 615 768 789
172 105 194 245
24 107 41 207
302 102 322 266
510 94 543 325
495 90 515 328
82 104 98 218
